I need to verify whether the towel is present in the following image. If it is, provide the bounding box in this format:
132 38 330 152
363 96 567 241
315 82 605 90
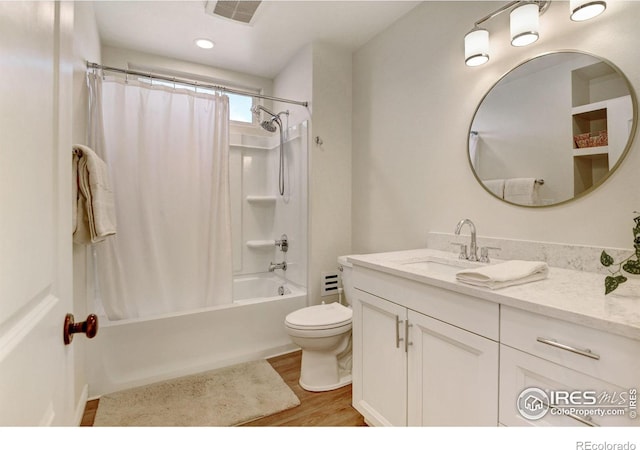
456 260 549 289
483 179 505 198
504 178 540 206
73 144 117 244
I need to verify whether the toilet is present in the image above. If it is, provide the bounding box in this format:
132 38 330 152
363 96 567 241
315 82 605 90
284 255 354 392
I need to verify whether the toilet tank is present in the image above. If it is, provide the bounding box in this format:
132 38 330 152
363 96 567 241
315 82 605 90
337 255 355 306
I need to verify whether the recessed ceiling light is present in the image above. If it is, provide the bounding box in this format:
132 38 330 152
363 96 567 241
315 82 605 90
195 38 215 49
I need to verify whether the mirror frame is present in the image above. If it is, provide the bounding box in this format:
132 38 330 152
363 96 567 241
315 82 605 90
468 50 638 208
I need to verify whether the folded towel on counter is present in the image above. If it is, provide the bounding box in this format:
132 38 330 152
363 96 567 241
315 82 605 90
73 144 117 244
504 178 540 205
483 179 505 198
456 260 549 289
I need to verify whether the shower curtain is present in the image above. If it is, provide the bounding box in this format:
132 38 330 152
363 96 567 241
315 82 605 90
87 73 232 320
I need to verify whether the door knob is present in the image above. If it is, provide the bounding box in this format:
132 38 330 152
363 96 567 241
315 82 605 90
63 313 98 345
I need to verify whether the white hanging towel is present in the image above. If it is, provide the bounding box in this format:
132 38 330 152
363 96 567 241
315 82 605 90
456 260 549 289
483 179 505 198
504 178 539 205
73 144 117 244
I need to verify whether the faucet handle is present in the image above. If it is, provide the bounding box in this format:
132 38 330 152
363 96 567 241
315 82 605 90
479 246 501 263
451 242 468 260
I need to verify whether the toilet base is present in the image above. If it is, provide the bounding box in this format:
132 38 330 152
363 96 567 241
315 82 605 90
297 340 352 392
299 373 352 392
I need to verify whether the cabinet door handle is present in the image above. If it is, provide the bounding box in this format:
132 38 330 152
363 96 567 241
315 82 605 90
536 337 600 360
395 315 404 348
550 405 599 427
404 320 413 353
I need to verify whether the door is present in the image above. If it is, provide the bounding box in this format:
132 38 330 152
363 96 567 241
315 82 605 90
352 289 407 426
0 1 76 425
407 310 499 426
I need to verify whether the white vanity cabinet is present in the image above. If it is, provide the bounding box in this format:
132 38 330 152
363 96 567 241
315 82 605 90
352 266 500 426
353 289 408 426
349 249 640 428
499 306 640 427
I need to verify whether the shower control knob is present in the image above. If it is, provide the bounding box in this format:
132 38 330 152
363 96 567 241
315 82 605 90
63 313 98 345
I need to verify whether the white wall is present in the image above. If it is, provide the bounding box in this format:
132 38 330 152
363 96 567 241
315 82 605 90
352 1 640 254
101 45 273 102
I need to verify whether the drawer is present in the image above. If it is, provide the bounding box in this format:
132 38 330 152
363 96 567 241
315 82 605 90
353 266 499 341
501 306 640 389
500 345 637 427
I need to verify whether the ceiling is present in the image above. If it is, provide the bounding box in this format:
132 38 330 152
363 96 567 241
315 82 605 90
93 1 422 79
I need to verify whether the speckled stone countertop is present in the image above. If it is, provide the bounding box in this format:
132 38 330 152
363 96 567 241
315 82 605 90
348 248 640 341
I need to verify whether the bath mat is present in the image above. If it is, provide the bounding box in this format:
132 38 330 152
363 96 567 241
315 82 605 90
93 359 300 426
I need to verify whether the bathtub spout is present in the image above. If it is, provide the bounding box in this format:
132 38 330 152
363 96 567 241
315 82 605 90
268 261 287 272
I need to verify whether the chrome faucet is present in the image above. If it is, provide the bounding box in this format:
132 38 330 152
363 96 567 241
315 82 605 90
268 261 287 272
454 219 478 262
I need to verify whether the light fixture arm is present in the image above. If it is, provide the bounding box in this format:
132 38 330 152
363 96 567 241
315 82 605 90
472 0 550 28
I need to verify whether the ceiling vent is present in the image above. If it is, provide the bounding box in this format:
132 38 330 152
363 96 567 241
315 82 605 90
205 1 262 24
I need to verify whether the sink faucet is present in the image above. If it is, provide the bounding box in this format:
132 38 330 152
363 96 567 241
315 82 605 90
269 261 287 272
455 219 478 261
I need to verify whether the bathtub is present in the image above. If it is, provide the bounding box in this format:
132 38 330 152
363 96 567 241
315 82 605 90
87 274 306 397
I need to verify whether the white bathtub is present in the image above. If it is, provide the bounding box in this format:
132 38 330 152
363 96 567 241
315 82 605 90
87 274 306 397
233 273 299 303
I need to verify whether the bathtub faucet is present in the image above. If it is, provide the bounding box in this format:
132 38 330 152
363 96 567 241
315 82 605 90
269 261 287 272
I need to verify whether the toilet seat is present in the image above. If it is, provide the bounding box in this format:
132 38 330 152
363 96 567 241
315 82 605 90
285 303 352 331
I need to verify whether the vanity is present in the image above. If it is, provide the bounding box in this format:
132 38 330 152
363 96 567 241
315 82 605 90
349 248 640 427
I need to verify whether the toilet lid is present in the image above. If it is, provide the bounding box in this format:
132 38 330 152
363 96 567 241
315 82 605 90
285 303 352 329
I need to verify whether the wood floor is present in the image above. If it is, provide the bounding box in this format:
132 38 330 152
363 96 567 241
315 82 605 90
80 350 366 427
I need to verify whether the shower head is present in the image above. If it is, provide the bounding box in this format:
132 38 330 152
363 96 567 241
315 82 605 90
260 119 279 133
250 105 289 133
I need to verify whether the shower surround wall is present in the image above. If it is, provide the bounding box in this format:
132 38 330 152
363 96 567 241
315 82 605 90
230 123 308 288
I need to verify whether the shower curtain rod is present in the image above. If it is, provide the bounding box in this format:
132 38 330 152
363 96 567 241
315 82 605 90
86 61 309 108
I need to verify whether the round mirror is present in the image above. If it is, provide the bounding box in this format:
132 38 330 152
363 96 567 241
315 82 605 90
468 51 637 207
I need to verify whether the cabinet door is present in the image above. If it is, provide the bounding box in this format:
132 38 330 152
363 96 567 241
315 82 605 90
352 289 407 426
407 310 499 426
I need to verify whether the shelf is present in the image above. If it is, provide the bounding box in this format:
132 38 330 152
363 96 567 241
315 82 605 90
246 195 277 205
246 240 276 250
571 100 608 116
573 146 608 157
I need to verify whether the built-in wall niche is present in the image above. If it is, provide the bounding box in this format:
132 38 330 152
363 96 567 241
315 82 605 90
571 61 633 196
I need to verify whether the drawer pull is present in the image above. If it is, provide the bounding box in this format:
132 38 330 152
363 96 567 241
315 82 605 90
536 337 600 360
550 405 599 427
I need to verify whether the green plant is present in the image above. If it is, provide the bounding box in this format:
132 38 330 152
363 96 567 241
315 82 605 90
600 213 640 294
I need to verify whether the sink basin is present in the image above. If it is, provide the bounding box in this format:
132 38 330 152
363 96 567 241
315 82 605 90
400 255 482 276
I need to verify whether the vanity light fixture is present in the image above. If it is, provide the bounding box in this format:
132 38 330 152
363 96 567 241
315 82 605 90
464 0 607 67
570 0 607 21
464 27 490 67
510 2 540 47
194 38 215 49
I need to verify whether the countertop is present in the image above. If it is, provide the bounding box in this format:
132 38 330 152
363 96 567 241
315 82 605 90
348 248 640 341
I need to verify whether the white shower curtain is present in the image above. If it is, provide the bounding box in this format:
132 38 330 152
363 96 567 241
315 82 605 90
88 73 232 320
